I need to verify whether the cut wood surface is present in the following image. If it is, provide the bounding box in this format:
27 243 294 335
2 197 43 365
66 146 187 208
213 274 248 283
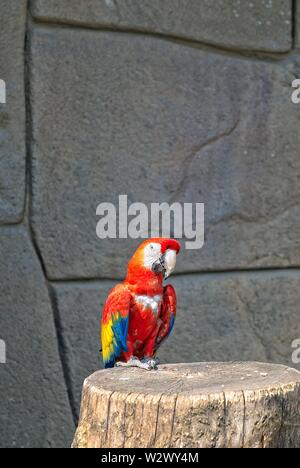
72 362 300 448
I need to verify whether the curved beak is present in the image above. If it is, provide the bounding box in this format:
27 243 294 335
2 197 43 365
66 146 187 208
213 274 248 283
151 248 178 278
164 249 177 278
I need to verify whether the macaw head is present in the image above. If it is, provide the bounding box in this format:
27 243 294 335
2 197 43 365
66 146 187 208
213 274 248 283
126 238 181 284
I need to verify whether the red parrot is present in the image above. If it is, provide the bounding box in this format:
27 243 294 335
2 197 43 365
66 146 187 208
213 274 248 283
101 238 181 370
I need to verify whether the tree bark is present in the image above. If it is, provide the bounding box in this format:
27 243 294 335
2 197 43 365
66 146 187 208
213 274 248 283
72 362 300 448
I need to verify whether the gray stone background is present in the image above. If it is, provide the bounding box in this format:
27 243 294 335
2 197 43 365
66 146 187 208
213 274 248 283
0 0 300 448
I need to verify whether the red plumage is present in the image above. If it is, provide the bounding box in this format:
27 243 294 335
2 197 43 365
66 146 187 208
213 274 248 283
101 238 180 369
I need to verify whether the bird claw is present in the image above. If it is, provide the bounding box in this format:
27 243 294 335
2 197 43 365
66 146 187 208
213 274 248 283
115 356 140 368
141 357 159 370
115 356 159 371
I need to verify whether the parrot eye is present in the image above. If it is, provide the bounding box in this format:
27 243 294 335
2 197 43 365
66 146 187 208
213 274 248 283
148 243 160 253
143 242 162 269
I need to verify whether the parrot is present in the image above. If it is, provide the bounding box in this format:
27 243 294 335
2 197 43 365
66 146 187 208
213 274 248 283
101 238 181 370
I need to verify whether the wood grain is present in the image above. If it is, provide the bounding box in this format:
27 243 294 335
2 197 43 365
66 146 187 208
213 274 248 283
72 362 300 448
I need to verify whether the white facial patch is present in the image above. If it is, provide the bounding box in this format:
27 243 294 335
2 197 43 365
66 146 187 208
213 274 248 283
164 249 177 278
143 242 161 269
135 294 162 315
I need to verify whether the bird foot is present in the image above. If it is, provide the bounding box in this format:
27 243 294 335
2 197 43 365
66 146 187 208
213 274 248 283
116 356 158 371
141 356 159 370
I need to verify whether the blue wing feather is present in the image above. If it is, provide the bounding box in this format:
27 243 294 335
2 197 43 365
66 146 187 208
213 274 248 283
101 284 131 368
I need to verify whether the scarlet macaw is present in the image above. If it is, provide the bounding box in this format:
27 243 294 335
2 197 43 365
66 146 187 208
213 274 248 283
101 238 180 370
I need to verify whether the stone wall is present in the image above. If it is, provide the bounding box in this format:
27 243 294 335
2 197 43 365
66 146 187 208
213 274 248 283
0 0 300 447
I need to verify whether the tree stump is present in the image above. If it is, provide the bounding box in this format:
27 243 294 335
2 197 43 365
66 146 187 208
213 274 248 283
72 362 300 448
